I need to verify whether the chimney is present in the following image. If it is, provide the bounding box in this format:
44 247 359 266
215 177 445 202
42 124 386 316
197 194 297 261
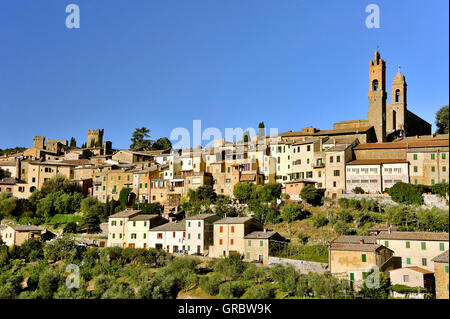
263 228 267 233
360 238 364 245
415 135 419 139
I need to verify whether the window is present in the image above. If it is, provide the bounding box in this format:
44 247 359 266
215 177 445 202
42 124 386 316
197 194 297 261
173 232 176 238
230 239 234 245
231 226 234 233
143 233 146 239
431 179 435 185
440 243 445 251
330 156 334 163
131 233 137 239
120 220 123 226
362 272 368 280
422 258 427 266
403 275 409 283
336 156 340 163
445 266 449 274
406 258 411 265
219 239 223 245
188 234 191 239
246 253 250 259
421 242 426 250
260 240 263 247
220 226 223 233
431 166 435 172
349 273 354 281
406 241 410 248
442 153 447 160
119 234 122 239
431 154 435 160
112 233 115 239
307 145 311 152
362 254 367 262
157 233 163 239
198 233 201 239
413 166 418 173
248 240 251 247
413 154 418 160
333 170 340 177
372 79 379 91
384 241 389 248
133 221 136 227
395 89 400 102
198 221 201 227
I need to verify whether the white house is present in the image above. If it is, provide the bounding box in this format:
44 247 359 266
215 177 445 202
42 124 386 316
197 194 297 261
148 220 186 253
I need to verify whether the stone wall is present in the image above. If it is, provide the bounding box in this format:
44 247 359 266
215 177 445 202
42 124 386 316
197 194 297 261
268 256 328 274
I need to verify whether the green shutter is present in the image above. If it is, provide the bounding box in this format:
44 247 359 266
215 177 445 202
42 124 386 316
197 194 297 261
421 242 426 250
246 253 250 259
198 233 201 239
362 254 367 262
248 240 251 247
188 234 191 239
440 243 445 251
406 241 410 248
384 241 389 248
445 266 449 274
349 273 354 281
260 240 263 247
362 272 368 280
406 258 411 265
413 154 418 160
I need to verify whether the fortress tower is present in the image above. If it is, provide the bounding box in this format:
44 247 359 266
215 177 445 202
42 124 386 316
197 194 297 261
33 136 45 149
367 50 387 143
88 129 104 148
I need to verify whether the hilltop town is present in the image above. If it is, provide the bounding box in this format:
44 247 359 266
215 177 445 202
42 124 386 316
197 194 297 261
0 51 448 300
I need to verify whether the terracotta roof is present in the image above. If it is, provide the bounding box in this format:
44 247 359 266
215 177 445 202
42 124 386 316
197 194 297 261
325 144 353 152
332 235 377 244
0 162 16 166
283 179 316 184
347 159 408 165
390 267 434 274
355 140 449 150
150 220 186 232
377 231 449 241
432 250 449 264
240 174 256 182
330 243 386 252
109 209 142 219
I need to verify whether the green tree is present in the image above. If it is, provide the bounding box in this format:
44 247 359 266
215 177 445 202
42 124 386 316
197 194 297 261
233 182 255 203
152 137 172 150
281 202 305 222
386 182 423 205
130 127 153 151
300 185 322 206
435 105 449 134
69 137 77 148
213 195 237 217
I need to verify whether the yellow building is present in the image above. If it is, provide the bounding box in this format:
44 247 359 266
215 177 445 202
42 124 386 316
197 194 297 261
432 250 449 299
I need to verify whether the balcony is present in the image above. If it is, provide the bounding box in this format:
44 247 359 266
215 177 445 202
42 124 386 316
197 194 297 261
312 163 325 169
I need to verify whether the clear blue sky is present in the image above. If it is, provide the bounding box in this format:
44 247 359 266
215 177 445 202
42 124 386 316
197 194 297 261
0 0 448 149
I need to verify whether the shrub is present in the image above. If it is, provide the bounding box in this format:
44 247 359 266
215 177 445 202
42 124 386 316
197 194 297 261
312 215 329 228
199 274 224 296
242 283 275 299
352 187 365 194
300 185 322 206
386 182 423 205
219 281 248 299
212 255 247 280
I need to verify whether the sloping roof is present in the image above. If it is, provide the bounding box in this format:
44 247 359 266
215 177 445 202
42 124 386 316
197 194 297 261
347 159 408 165
109 209 142 219
390 267 434 275
330 243 386 252
369 225 400 232
354 139 449 150
332 235 377 245
244 231 283 240
10 225 42 232
214 217 254 224
432 250 449 264
377 231 449 241
128 214 161 221
186 213 218 220
325 144 352 152
150 220 185 232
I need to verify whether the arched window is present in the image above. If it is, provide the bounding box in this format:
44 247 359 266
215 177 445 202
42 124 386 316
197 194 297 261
395 89 401 102
372 80 379 91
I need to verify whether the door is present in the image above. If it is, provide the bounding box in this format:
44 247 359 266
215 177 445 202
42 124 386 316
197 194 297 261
167 245 170 253
197 245 201 254
258 255 263 263
173 245 179 253
129 243 135 248
332 193 337 199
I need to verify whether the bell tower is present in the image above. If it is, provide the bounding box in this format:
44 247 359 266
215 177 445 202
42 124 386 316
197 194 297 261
391 67 407 132
367 50 387 142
